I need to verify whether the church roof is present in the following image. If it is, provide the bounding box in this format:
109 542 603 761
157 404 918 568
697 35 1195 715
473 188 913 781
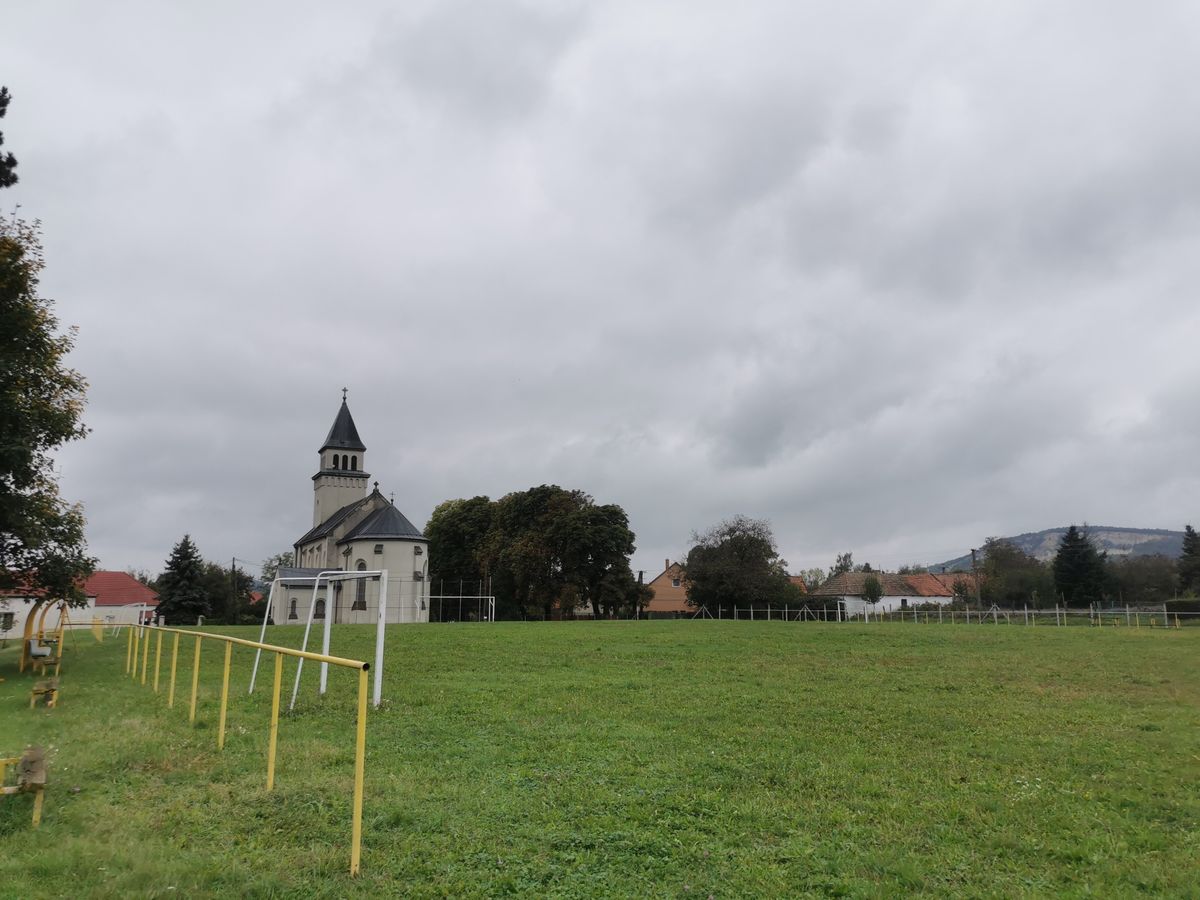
295 496 372 545
321 400 366 452
339 503 425 543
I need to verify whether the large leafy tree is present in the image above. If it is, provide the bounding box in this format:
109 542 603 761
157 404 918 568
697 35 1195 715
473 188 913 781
0 214 94 604
980 537 1055 608
684 515 801 615
1178 525 1200 597
0 87 17 188
1052 525 1108 607
427 486 641 620
156 535 209 624
1109 554 1177 606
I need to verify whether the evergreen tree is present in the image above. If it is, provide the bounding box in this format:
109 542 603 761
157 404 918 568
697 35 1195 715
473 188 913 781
1179 524 1200 596
1052 525 1108 607
156 535 209 624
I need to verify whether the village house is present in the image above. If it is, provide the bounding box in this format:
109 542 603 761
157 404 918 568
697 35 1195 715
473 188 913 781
810 571 975 617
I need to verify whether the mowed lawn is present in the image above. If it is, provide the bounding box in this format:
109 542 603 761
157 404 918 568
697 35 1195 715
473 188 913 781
1 622 1197 898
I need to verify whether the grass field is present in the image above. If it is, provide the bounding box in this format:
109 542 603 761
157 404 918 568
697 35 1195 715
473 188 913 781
1 622 1197 898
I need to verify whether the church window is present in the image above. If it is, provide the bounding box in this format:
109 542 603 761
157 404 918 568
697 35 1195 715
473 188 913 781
413 546 423 556
288 599 298 620
413 571 423 581
353 560 367 610
374 544 383 554
331 455 339 470
351 455 358 471
314 599 326 620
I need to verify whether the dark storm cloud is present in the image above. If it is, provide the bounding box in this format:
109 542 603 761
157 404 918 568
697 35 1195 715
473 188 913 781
4 0 1199 580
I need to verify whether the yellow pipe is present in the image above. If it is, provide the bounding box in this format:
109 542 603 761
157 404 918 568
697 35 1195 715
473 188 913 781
36 601 55 640
130 625 139 679
168 633 180 708
350 665 369 877
189 636 202 724
140 624 369 670
218 642 232 750
125 624 134 673
141 625 151 683
21 599 45 673
267 652 282 791
153 630 163 692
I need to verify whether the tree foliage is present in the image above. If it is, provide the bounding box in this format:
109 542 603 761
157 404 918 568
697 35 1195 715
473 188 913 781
0 87 17 188
828 552 854 580
0 215 93 604
1179 524 1200 597
426 486 642 619
980 537 1055 608
861 575 883 605
155 535 208 624
261 550 294 586
1108 554 1177 607
684 516 801 614
1052 525 1108 607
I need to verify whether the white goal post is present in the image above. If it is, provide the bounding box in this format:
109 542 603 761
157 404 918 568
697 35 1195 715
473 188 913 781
248 569 390 709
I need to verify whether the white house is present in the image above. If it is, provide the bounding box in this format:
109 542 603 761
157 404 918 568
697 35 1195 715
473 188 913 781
811 571 974 618
0 571 158 641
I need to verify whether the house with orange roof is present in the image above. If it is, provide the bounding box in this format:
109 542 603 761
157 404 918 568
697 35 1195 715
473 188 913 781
810 570 975 617
0 570 158 642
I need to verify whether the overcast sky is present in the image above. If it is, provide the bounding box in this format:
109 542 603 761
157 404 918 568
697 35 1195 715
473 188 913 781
5 1 1199 580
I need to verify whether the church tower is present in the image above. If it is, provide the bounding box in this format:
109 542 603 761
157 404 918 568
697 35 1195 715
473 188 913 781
312 392 370 526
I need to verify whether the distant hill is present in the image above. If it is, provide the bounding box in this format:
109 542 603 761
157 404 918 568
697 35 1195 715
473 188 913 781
932 526 1186 572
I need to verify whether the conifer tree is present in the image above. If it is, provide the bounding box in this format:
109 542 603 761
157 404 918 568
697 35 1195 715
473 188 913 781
156 535 209 624
0 87 17 188
1179 524 1200 596
1052 525 1108 606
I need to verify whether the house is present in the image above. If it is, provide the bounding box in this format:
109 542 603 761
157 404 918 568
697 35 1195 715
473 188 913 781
810 571 974 617
644 560 690 617
270 394 430 626
0 571 158 640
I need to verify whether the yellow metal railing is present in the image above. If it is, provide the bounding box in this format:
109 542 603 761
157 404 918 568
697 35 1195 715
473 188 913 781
124 625 372 876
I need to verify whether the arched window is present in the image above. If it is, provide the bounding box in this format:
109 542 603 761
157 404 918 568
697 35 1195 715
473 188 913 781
351 455 358 471
288 599 298 620
331 454 339 470
314 598 326 620
353 560 367 610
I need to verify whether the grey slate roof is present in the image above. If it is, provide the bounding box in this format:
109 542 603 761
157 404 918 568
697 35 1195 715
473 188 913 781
339 503 425 543
294 496 372 545
321 400 366 452
276 566 329 583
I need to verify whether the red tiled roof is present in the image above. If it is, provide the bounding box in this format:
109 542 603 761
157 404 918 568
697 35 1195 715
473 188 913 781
811 571 975 598
83 571 159 607
787 575 809 594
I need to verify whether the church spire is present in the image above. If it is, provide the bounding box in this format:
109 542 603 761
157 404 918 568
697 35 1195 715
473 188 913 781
321 392 366 452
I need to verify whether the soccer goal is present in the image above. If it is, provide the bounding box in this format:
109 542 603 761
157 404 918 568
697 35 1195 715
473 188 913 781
249 569 392 709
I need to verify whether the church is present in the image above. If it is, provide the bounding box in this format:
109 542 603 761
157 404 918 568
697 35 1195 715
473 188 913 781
271 394 430 625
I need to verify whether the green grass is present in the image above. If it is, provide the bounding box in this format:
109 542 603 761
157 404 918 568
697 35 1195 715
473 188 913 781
1 622 1197 898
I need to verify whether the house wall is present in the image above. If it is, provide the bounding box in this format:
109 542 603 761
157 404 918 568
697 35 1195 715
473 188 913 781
645 562 690 614
839 593 953 617
272 565 430 627
0 597 154 642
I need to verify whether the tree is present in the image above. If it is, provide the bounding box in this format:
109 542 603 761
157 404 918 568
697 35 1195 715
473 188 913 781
1052 525 1108 607
979 537 1055 608
427 486 641 620
797 567 826 591
861 575 883 606
156 535 209 624
683 516 801 615
1179 525 1200 597
261 550 294 586
828 552 854 579
1109 555 1177 607
0 87 17 188
0 215 93 604
897 563 928 575
951 577 972 604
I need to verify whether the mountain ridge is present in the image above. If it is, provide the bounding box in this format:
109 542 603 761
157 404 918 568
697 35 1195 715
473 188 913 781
932 526 1186 572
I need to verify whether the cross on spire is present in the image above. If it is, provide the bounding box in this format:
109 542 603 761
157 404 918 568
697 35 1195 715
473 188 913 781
341 386 348 401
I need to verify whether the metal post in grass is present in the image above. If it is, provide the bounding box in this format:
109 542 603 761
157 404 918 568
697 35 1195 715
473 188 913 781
168 633 180 708
1162 604 1168 628
125 626 134 673
218 641 232 750
141 624 151 684
350 664 369 877
1126 605 1131 627
267 651 282 791
153 630 163 692
189 636 202 724
131 626 140 678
